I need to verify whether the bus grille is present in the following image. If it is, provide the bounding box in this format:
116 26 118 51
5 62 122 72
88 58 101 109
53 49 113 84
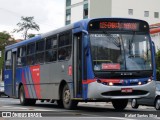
101 90 148 96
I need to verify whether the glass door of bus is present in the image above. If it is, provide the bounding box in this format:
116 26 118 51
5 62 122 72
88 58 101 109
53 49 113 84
73 33 82 98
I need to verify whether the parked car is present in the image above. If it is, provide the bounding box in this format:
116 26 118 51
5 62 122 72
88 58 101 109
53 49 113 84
131 81 160 110
0 82 5 97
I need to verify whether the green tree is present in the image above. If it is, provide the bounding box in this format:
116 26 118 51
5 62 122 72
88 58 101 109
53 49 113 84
0 31 16 76
27 33 36 38
13 16 40 40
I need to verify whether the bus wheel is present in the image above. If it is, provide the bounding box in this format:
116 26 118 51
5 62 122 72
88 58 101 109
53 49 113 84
131 99 139 109
19 86 36 106
62 84 78 109
112 99 128 111
155 97 160 110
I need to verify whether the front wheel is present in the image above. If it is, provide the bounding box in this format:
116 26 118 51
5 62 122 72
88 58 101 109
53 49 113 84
131 99 139 109
62 84 78 109
112 99 128 111
155 97 160 110
19 86 36 106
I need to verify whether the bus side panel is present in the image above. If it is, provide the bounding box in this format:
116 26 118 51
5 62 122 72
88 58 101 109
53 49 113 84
4 70 13 96
16 66 42 99
40 60 73 99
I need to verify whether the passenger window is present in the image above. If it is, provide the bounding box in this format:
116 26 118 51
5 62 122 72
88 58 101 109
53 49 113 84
36 40 44 52
27 43 35 55
17 46 26 67
45 36 57 62
58 32 72 61
35 40 45 64
46 37 57 50
5 51 12 69
27 43 35 65
58 33 71 47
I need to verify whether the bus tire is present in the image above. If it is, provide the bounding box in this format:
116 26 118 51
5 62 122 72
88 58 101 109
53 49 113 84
112 99 128 111
155 97 160 110
62 84 78 109
131 99 139 109
19 86 36 106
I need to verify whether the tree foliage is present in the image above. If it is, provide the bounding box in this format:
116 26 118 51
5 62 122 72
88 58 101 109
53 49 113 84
0 31 16 75
27 33 36 38
13 16 40 40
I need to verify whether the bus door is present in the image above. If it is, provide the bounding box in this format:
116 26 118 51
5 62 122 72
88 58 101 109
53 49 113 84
11 50 17 97
73 33 82 98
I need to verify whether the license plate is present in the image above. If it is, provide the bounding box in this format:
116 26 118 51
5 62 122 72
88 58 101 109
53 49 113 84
121 88 133 93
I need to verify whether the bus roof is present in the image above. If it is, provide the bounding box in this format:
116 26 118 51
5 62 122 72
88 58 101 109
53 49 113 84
5 18 148 51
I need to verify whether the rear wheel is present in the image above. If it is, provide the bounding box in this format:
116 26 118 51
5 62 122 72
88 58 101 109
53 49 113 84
155 97 160 110
19 85 36 105
112 99 128 111
131 99 139 109
62 84 78 109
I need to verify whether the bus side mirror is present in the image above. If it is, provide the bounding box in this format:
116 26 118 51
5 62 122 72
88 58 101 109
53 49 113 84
84 35 89 49
152 41 156 55
83 35 90 56
82 30 89 56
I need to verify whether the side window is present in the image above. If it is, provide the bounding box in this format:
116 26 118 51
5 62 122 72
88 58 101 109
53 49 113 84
27 43 35 65
17 46 26 67
58 32 72 61
5 51 12 69
45 36 57 62
35 40 45 64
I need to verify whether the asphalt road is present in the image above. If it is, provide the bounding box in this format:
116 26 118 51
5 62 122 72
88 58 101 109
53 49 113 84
0 96 159 120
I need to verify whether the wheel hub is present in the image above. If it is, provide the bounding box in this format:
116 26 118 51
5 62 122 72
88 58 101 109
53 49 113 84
156 99 160 109
64 90 70 104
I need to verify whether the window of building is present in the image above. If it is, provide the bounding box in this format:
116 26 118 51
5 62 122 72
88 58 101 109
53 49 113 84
45 36 57 62
58 32 72 61
128 9 133 15
5 50 12 69
83 4 88 19
17 46 26 67
66 0 71 6
154 12 159 18
27 43 35 65
66 9 71 25
35 40 45 64
144 11 149 17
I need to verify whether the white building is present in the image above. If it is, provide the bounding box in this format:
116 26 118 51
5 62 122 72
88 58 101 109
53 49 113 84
65 0 160 25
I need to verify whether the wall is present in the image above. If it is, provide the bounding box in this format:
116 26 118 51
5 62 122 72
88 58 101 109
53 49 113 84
111 0 160 24
71 4 84 23
89 0 112 18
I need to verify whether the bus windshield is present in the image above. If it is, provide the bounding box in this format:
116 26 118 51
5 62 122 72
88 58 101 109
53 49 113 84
90 33 152 71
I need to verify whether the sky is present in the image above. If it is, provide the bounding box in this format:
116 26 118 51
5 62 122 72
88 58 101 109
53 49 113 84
0 0 65 39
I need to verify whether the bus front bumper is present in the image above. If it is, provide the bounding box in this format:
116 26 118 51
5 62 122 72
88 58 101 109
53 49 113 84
87 80 156 99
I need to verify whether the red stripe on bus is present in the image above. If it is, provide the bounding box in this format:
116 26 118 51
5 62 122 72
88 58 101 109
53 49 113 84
82 79 121 84
22 71 29 98
30 65 42 99
82 79 96 84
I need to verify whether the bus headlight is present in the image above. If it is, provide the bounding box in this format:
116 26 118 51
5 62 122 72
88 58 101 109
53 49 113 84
138 82 142 85
147 79 152 83
108 82 113 86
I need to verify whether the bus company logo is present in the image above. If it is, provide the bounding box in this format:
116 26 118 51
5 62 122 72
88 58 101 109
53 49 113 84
2 112 11 118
